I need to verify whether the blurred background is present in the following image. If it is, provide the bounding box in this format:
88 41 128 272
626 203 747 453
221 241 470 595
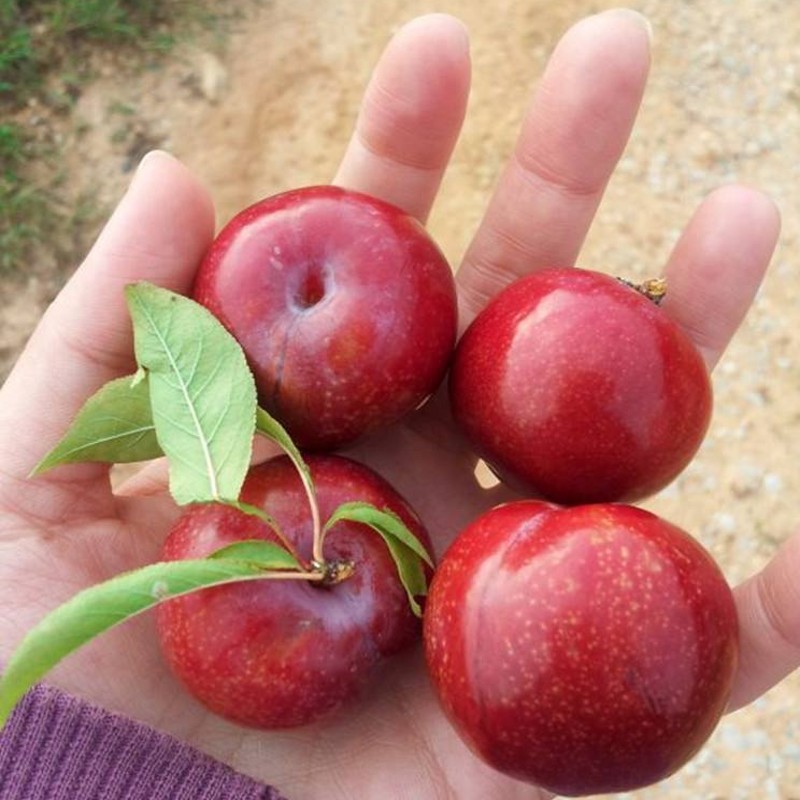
1 0 799 797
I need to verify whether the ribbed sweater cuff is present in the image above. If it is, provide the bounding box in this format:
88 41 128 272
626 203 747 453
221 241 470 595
0 684 284 800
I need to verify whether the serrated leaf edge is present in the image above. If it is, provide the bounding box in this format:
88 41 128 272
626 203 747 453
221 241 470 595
30 374 161 476
126 286 223 499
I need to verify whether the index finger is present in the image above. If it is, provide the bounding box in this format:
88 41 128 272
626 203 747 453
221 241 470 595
333 13 470 222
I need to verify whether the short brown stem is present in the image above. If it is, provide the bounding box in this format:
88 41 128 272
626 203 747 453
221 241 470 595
311 558 356 587
616 276 667 305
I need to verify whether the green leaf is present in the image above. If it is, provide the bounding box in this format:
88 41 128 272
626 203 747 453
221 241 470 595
0 553 304 729
222 498 292 546
125 282 257 505
255 407 312 488
323 502 434 616
325 502 434 566
207 539 301 569
31 374 162 474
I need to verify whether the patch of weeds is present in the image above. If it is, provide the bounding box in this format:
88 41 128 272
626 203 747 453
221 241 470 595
0 0 241 279
0 122 53 275
0 120 100 279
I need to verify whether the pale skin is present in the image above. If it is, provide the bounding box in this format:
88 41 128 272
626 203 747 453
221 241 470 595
0 10 797 800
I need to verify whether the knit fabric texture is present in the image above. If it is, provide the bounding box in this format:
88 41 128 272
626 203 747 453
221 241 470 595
0 684 284 800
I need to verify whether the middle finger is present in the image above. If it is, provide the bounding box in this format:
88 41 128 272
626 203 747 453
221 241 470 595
457 9 652 326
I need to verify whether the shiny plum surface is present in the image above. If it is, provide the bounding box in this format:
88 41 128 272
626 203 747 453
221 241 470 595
424 501 738 796
450 267 712 504
157 454 431 729
194 186 457 450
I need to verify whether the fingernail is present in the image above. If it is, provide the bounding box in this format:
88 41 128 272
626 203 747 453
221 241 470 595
398 13 470 54
603 8 654 44
132 149 173 186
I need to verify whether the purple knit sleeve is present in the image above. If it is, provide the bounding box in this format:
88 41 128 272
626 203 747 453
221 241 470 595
0 685 286 800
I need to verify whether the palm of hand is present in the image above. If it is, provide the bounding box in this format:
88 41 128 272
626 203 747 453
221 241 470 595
0 402 529 799
0 11 794 800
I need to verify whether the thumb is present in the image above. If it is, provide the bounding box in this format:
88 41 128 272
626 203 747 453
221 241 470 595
0 151 215 491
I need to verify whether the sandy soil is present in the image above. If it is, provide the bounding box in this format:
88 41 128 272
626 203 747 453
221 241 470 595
3 0 800 797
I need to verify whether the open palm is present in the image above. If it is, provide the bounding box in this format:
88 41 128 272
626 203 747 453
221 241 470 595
0 11 795 800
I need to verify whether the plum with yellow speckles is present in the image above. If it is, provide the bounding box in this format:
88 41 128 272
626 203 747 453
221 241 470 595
156 453 432 729
193 185 457 451
423 501 738 796
449 267 712 504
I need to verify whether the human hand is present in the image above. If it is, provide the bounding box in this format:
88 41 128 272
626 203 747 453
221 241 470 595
0 10 792 800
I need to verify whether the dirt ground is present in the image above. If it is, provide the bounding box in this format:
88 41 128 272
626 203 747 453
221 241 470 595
3 0 800 797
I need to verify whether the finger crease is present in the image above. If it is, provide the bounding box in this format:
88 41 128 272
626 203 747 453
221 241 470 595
56 320 135 377
355 127 449 174
754 568 800 656
513 149 604 201
458 253 514 311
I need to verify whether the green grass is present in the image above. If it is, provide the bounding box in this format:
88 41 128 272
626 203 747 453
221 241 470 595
0 122 53 273
0 1 195 104
0 0 232 277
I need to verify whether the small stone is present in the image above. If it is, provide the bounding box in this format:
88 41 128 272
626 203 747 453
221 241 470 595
199 52 228 104
707 511 737 536
731 463 764 497
763 473 784 494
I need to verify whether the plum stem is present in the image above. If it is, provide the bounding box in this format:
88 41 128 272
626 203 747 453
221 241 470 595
274 570 326 582
252 409 324 566
311 558 355 586
268 524 309 570
228 499 311 570
302 472 324 565
616 276 667 305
